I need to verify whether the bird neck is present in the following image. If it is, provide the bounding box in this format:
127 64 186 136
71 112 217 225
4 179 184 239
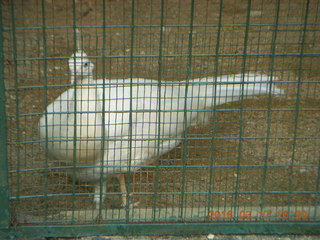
71 74 94 85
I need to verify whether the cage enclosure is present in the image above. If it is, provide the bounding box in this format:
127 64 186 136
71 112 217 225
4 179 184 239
0 0 319 238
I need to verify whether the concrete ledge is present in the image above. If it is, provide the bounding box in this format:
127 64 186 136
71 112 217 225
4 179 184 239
48 206 319 223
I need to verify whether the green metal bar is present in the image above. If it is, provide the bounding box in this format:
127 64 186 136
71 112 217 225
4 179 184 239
0 0 10 229
13 52 320 62
180 0 195 220
7 189 320 200
152 0 165 221
260 0 281 209
5 105 320 116
314 2 320 210
40 0 50 223
125 0 136 222
314 150 320 220
17 134 320 146
233 0 252 217
10 0 21 214
5 22 320 31
1 222 320 238
9 162 320 175
98 0 108 218
287 0 310 214
207 0 223 213
71 0 78 223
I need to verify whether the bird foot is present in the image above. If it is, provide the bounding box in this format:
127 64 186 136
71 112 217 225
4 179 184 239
121 201 140 209
120 193 139 209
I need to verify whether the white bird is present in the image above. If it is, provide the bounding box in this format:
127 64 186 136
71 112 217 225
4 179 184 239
39 47 284 209
70 42 179 207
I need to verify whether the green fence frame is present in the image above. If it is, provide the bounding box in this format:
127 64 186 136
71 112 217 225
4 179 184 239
0 0 10 230
1 223 320 239
1 0 320 238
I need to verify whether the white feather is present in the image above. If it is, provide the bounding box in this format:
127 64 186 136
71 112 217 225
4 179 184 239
39 51 284 206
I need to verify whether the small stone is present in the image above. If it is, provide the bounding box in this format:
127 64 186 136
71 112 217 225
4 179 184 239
251 11 262 17
207 233 215 239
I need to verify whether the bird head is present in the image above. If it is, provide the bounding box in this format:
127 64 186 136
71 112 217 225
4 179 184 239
68 50 94 84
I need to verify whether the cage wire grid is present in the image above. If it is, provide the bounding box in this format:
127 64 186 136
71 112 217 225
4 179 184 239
0 0 320 237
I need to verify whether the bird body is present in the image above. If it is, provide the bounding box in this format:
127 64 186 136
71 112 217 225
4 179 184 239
40 74 283 180
39 41 283 207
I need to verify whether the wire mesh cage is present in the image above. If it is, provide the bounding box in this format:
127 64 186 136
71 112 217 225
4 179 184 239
0 0 319 238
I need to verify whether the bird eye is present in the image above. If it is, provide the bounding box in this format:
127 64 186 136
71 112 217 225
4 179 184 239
84 62 88 67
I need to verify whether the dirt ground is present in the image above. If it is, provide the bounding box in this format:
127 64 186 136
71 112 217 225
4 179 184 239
2 0 319 224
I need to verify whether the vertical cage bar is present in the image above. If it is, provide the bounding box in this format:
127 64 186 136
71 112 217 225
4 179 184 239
315 153 320 219
207 0 223 213
10 0 21 211
40 0 50 221
97 0 108 217
260 0 281 208
152 0 165 221
233 0 252 217
71 0 78 222
287 0 310 212
180 0 195 220
0 0 10 229
126 0 136 222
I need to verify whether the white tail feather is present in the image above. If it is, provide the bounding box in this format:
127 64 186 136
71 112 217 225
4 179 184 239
187 74 283 109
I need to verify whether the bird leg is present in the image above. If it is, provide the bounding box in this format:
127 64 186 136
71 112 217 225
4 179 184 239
94 180 106 209
93 139 179 209
117 173 139 208
116 139 180 208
